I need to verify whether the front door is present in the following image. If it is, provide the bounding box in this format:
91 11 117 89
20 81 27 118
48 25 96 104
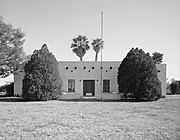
83 80 95 96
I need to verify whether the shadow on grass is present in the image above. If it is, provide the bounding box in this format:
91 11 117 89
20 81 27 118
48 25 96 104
60 98 156 103
0 96 25 102
0 96 161 103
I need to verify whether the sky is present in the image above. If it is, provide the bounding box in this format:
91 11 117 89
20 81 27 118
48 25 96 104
0 0 180 82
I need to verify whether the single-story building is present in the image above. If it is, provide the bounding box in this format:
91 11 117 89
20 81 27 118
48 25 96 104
14 61 166 100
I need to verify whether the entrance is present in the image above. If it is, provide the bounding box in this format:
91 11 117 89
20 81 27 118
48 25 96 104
83 80 95 96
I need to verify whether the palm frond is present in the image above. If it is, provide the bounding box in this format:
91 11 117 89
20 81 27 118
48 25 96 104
91 38 104 53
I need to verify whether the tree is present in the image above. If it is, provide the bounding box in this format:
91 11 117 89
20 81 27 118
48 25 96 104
22 44 62 101
91 38 103 61
170 79 180 94
152 52 163 64
117 48 162 101
70 35 90 61
166 80 171 95
0 17 25 78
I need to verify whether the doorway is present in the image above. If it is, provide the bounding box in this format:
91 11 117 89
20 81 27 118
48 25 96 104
83 80 95 96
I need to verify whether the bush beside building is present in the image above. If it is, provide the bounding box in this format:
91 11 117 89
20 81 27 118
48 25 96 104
117 48 162 101
22 44 62 101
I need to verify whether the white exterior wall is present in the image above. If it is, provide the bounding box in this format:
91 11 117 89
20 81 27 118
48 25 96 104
58 61 121 100
58 61 166 100
14 61 166 100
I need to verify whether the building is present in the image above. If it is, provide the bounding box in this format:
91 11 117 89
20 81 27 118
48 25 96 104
14 61 166 100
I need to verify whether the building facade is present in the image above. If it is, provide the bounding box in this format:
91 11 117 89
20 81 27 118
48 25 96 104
14 61 166 100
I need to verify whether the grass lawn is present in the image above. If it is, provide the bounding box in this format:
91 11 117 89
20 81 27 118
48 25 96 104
0 95 180 140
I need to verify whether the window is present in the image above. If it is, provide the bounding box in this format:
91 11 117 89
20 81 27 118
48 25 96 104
68 79 75 92
103 80 110 92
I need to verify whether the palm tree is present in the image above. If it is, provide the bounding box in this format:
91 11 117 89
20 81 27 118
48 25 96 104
91 38 103 61
70 35 90 61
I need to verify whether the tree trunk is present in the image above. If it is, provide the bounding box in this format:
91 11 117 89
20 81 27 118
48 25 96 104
95 53 98 61
80 57 83 61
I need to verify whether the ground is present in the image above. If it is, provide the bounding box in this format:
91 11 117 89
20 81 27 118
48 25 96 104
0 95 180 140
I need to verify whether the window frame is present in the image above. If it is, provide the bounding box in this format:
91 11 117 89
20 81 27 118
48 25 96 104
103 79 110 93
68 79 75 92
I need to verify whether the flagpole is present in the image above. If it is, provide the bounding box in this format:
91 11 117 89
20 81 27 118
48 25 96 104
100 11 103 101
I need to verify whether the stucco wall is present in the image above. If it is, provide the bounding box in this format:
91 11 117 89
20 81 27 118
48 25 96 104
58 61 166 100
58 61 121 100
14 61 166 100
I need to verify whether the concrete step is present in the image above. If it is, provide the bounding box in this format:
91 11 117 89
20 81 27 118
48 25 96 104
81 96 96 101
